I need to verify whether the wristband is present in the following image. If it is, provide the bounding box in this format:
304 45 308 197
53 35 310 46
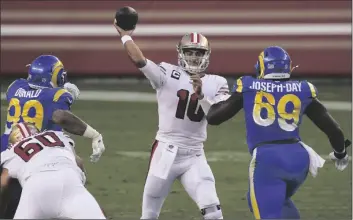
334 151 347 159
83 124 100 139
121 35 133 45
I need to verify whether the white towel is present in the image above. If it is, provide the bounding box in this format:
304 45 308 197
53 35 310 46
300 141 326 177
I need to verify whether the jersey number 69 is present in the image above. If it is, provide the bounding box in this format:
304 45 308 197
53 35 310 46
253 92 301 132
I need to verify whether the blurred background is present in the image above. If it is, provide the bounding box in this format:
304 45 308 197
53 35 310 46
1 1 352 219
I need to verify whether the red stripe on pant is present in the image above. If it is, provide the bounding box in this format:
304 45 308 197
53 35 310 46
100 206 107 218
145 140 159 181
148 140 159 171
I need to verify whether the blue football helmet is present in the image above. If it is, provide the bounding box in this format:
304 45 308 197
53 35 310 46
255 46 292 79
27 55 67 88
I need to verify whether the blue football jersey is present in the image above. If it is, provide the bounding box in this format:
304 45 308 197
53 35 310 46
232 76 318 153
4 79 73 135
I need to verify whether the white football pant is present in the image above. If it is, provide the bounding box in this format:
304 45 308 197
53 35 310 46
14 168 106 219
141 140 223 219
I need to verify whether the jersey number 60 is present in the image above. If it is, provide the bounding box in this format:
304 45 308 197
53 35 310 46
14 131 64 162
253 92 301 132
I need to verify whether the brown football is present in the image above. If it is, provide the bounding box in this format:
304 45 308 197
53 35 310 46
114 6 138 31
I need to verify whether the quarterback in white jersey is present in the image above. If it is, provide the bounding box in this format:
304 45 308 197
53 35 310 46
0 123 106 219
114 20 229 219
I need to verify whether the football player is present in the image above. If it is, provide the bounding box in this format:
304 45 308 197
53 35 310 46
0 55 105 218
1 55 79 152
206 46 350 219
114 23 228 219
0 122 106 219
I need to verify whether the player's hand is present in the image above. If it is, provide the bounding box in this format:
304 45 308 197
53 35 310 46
190 74 204 99
64 82 80 101
90 134 105 163
328 151 349 171
114 19 134 37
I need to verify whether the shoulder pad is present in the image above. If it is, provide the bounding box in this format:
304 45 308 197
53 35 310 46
210 75 229 94
231 76 253 93
159 62 181 77
51 88 74 106
304 81 318 98
6 80 18 95
6 79 26 97
1 148 15 166
216 75 228 85
207 74 226 82
55 131 75 148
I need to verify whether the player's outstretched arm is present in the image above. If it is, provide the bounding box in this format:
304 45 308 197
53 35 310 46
305 98 345 155
52 109 105 163
52 109 88 135
113 22 166 89
206 92 243 125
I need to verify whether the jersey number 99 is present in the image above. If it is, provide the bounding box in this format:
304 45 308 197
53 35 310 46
252 92 301 132
7 98 44 130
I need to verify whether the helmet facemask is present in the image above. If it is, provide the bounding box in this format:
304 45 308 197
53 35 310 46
178 48 210 74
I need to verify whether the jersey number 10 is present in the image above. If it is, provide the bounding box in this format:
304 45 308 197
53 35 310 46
175 89 205 122
253 92 301 132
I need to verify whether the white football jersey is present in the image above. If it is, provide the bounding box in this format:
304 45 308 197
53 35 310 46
139 60 230 148
1 131 83 186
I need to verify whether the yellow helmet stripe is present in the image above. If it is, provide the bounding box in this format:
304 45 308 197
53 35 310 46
51 60 63 87
258 51 265 78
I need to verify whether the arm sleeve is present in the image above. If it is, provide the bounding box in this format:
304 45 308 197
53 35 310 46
138 59 167 89
305 98 345 153
5 81 16 100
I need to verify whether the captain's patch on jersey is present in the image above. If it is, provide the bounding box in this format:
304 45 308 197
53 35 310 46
171 70 181 80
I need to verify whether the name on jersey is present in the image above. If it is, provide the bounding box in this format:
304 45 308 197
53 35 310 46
14 88 42 98
250 81 302 93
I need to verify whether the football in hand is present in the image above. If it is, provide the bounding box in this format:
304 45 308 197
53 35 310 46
115 6 138 31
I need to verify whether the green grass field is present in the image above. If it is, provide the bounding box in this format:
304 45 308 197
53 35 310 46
0 82 352 219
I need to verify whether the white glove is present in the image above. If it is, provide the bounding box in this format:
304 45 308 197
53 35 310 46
64 82 80 101
329 151 349 171
90 134 105 163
